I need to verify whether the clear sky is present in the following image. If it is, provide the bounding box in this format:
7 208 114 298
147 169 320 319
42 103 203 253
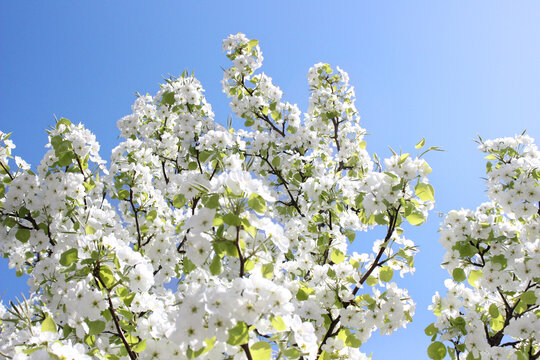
1 1 539 359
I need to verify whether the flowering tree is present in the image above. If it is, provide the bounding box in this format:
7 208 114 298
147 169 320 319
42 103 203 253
427 135 540 360
0 34 436 360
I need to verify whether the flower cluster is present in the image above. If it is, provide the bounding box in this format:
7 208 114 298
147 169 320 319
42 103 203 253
0 34 435 359
427 135 540 360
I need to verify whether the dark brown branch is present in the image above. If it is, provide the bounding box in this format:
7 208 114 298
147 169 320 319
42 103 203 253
161 161 169 184
0 160 14 180
236 225 245 277
254 112 285 137
355 206 400 293
234 76 286 137
258 155 304 217
316 316 340 358
240 343 253 360
128 189 142 249
94 268 137 360
317 207 400 356
488 285 534 346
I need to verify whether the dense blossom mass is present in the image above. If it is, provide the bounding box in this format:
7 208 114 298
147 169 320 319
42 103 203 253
0 34 437 359
427 135 540 360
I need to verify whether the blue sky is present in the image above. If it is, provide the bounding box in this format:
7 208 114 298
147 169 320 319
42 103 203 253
1 1 539 358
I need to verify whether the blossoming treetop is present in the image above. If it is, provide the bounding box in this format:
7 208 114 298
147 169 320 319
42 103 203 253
427 135 540 360
0 34 436 359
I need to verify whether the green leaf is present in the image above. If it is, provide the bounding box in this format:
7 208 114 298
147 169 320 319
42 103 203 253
272 156 281 168
261 263 274 279
330 249 345 264
271 316 287 331
209 255 222 275
117 189 130 200
270 110 282 121
343 229 355 243
85 225 96 235
415 183 435 202
491 255 507 270
322 63 333 74
250 341 271 360
374 213 388 225
99 265 115 289
398 153 410 165
227 321 249 346
199 150 212 163
15 228 31 243
57 151 74 167
455 242 476 257
345 332 362 347
284 348 302 359
406 210 425 226
490 313 504 331
132 339 147 353
488 304 499 318
187 162 198 171
41 316 57 333
296 286 314 300
146 210 157 222
379 266 393 282
424 323 438 336
223 213 241 226
422 162 433 175
56 117 72 130
248 193 266 214
452 268 466 283
467 270 482 288
87 320 106 336
59 248 79 267
415 138 426 149
452 316 466 332
183 258 196 273
247 39 259 50
213 240 238 258
521 290 537 305
161 92 175 106
173 193 187 208
204 193 220 209
365 276 378 286
427 341 447 360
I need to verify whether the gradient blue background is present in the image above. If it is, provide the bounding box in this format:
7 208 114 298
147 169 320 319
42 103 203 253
1 2 539 358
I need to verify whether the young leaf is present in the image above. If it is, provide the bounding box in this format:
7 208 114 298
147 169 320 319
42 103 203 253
250 341 271 360
209 255 222 275
330 249 345 264
41 316 57 333
406 211 425 226
15 228 31 243
271 316 287 331
248 193 266 214
87 320 106 336
452 268 466 283
415 183 435 202
379 266 394 282
60 248 79 267
467 270 482 288
427 341 447 360
227 321 249 346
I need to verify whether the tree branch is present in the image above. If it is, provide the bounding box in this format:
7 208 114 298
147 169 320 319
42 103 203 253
236 225 245 277
128 189 142 249
94 266 137 360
